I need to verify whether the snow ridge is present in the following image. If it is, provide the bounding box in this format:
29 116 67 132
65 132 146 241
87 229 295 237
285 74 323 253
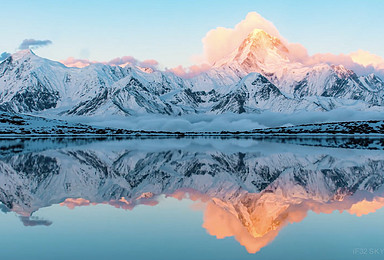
1 30 384 118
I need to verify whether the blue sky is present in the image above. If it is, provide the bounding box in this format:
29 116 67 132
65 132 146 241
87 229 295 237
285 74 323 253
1 0 384 68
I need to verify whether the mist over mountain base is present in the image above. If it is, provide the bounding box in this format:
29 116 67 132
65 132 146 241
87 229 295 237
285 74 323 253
60 109 384 132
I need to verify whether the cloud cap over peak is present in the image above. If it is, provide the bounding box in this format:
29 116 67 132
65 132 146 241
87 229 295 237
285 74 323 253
19 39 52 50
202 12 282 64
200 11 384 78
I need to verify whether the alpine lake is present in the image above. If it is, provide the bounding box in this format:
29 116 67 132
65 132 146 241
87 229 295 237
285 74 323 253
0 136 384 260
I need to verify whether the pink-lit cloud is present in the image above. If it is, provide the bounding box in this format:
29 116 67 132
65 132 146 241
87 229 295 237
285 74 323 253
167 63 211 78
200 11 384 77
297 52 380 76
202 12 282 64
350 49 384 71
140 59 159 68
59 12 384 79
60 56 159 70
107 56 139 67
61 55 209 79
60 57 94 68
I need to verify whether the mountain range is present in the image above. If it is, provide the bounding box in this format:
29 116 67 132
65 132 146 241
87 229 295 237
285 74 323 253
1 29 384 122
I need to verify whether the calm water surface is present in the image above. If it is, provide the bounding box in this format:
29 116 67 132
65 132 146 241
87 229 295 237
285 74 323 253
0 137 384 260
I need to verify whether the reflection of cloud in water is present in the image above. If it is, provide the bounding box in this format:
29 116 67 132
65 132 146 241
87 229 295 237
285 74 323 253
60 193 159 211
58 188 384 254
349 197 384 217
60 198 91 209
202 190 384 253
203 201 279 253
19 216 52 227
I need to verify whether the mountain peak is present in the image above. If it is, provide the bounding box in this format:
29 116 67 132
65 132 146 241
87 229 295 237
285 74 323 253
247 28 273 40
214 29 290 74
238 29 289 58
11 49 37 61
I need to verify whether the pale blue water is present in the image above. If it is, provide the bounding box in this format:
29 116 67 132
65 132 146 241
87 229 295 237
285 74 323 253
0 137 383 260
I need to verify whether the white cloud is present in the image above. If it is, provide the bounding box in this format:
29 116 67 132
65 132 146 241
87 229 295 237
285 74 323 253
200 11 384 78
58 109 384 132
202 12 282 64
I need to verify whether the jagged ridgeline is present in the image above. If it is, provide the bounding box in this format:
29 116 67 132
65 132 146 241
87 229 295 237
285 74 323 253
1 29 384 117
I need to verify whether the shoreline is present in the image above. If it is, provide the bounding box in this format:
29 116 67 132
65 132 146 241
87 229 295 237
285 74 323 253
0 133 384 138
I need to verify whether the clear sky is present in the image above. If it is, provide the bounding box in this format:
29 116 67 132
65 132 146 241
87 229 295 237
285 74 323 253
1 0 384 68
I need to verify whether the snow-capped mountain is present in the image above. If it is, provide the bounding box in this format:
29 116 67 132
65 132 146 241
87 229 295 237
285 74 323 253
1 29 384 118
218 29 384 108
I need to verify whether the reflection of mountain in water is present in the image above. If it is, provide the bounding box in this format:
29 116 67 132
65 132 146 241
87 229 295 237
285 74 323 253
0 138 384 253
